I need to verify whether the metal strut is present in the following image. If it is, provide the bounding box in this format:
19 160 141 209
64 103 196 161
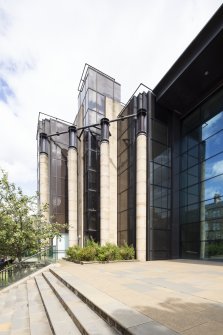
46 113 137 139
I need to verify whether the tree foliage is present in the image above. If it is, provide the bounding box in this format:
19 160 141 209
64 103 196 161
0 170 64 261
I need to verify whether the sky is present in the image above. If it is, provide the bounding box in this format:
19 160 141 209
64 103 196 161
0 0 222 196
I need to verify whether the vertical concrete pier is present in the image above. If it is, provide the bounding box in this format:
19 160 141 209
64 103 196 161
100 118 110 245
136 93 147 261
39 133 49 222
68 126 78 247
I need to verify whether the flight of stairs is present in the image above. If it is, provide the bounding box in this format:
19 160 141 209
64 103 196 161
0 267 178 335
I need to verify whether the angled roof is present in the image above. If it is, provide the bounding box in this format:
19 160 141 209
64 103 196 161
154 5 223 116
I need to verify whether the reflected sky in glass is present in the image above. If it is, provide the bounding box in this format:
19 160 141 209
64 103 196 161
202 111 223 203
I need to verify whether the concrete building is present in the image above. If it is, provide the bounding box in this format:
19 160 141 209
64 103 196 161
37 5 223 261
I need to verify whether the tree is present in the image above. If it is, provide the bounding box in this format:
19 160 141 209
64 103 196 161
0 170 65 261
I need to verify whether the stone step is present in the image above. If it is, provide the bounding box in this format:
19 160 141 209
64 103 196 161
43 271 119 335
0 284 30 335
10 283 30 335
50 268 178 335
0 291 8 311
27 278 52 335
35 275 81 335
0 287 18 335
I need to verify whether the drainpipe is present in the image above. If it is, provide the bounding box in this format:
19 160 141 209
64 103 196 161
136 93 147 261
39 133 49 222
100 118 110 245
68 126 78 247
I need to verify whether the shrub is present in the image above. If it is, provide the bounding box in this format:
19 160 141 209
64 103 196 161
97 243 122 262
66 240 135 262
79 245 97 261
119 243 135 260
66 245 82 261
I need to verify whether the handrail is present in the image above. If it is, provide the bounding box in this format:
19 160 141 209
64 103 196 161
0 248 64 289
0 247 52 275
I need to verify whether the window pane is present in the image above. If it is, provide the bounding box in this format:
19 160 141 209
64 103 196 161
88 69 96 90
97 93 105 114
152 120 168 144
152 141 170 166
88 89 96 111
88 171 96 190
97 73 113 98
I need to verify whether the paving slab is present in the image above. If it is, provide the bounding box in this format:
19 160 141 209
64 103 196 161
182 320 223 335
57 259 223 335
50 267 178 334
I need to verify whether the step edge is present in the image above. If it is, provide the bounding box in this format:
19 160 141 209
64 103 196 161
43 271 119 335
49 268 132 335
35 275 81 335
34 276 56 335
49 268 179 335
27 278 53 335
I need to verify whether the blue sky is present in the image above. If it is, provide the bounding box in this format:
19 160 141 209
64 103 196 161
0 77 14 103
0 0 222 195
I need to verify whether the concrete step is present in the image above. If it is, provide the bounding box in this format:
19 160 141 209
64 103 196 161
10 283 30 335
35 275 81 335
27 278 52 335
0 287 17 335
0 291 8 311
0 284 30 335
50 268 179 335
43 271 119 335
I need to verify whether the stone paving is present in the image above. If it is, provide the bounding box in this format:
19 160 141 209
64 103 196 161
59 259 223 335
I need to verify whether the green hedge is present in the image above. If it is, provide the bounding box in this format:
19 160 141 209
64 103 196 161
66 240 135 262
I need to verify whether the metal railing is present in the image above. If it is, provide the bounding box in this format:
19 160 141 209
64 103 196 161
0 247 63 289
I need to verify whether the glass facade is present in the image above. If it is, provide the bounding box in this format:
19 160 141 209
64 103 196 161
83 131 101 242
149 105 172 260
78 66 121 243
117 97 136 246
50 120 68 227
38 118 69 228
180 87 223 260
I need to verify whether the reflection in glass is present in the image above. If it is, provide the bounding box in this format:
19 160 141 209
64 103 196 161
152 120 168 144
150 116 171 260
117 99 136 247
180 87 223 259
88 90 97 111
97 93 105 114
88 69 96 90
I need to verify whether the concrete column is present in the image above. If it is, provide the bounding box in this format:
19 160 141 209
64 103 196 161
76 107 84 247
39 133 49 222
136 134 147 261
105 98 122 244
136 93 147 261
100 118 110 245
68 126 78 247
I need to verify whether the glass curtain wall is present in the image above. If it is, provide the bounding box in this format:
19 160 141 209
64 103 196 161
78 67 121 243
49 120 68 227
180 87 223 259
149 106 172 260
117 97 136 247
38 118 69 227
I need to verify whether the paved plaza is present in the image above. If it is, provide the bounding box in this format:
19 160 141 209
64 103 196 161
59 259 223 335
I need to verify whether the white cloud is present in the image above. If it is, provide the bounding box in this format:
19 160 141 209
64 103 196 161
212 160 223 176
0 0 222 194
